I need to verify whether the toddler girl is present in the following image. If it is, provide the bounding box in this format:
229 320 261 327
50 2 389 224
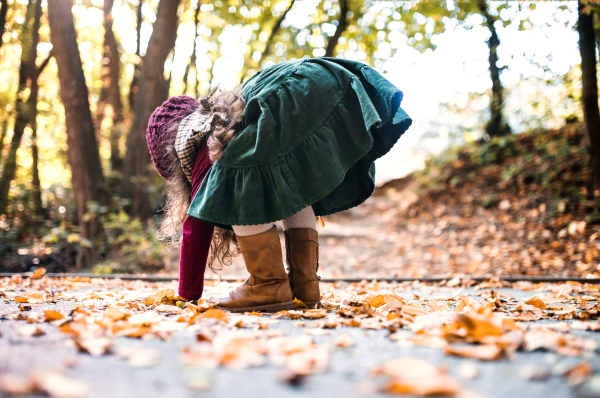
146 57 412 312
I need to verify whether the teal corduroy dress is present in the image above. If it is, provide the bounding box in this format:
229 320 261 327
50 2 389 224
187 57 412 229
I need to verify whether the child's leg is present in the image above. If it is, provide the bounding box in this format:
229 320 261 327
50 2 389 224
282 206 321 308
282 206 316 230
232 223 274 236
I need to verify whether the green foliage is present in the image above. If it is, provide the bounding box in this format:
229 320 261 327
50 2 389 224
414 125 599 222
91 206 166 274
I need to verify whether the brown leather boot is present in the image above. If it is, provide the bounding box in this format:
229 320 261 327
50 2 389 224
213 226 294 313
284 228 321 308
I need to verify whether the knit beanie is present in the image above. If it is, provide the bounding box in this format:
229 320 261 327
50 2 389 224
146 95 199 180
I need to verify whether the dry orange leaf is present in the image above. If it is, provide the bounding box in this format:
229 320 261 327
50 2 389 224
104 306 129 321
202 308 228 320
15 292 44 304
18 325 45 337
563 361 594 386
294 298 309 309
44 310 65 322
428 300 450 312
75 336 112 357
445 344 504 361
525 296 547 309
302 309 327 319
333 332 355 347
375 358 461 396
31 267 46 279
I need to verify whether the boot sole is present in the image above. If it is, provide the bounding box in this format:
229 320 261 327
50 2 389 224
215 300 295 313
303 300 322 309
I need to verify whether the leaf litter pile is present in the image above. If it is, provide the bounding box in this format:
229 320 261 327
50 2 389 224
2 270 600 397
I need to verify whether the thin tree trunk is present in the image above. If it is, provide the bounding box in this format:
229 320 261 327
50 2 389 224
0 119 8 158
478 0 510 137
121 0 181 218
0 0 35 214
28 0 43 218
129 0 144 109
30 53 52 219
182 3 200 96
96 0 124 175
579 0 600 185
325 0 348 57
258 0 296 65
166 49 175 95
48 0 107 268
0 0 8 51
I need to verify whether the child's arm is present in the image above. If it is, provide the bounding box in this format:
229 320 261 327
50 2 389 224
177 141 214 300
178 215 214 300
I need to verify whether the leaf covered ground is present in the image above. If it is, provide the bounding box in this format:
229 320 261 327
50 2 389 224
2 272 600 397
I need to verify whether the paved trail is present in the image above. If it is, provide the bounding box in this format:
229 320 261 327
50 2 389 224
2 281 600 398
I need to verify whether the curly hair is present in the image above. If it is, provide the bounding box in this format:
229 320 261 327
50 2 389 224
156 87 245 271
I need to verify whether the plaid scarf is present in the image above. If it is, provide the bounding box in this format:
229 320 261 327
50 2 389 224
175 111 211 183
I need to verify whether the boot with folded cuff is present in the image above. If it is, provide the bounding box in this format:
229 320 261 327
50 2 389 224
213 226 294 313
284 228 321 308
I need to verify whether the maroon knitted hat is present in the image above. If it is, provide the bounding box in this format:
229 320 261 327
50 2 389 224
147 95 199 180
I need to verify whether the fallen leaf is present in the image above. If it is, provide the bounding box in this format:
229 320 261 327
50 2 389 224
333 332 355 347
18 325 45 337
117 347 161 367
15 292 45 304
374 358 461 396
524 296 547 309
428 300 450 312
294 298 309 309
0 374 34 395
31 268 46 279
44 310 65 322
31 369 90 398
103 307 129 321
444 344 504 361
75 336 112 356
563 361 594 386
304 328 330 336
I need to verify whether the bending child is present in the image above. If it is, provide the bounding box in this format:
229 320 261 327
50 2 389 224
145 57 412 313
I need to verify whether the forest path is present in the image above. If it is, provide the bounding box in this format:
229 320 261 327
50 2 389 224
2 279 599 398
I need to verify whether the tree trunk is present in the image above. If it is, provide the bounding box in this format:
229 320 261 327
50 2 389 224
478 0 510 138
96 0 124 175
129 0 144 109
258 0 296 65
325 0 348 57
30 53 53 219
48 0 107 268
0 0 8 51
0 119 8 158
182 3 200 96
0 0 35 214
579 0 600 186
28 0 43 218
121 0 181 219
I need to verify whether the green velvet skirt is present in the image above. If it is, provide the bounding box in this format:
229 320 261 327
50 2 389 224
187 57 412 229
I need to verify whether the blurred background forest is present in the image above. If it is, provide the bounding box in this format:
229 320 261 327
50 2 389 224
1 0 599 278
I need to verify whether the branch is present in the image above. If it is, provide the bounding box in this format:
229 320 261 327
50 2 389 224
37 51 53 77
325 0 349 57
258 0 296 66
